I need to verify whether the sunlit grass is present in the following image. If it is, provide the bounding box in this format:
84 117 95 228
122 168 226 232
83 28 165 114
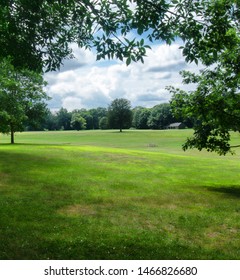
0 130 240 259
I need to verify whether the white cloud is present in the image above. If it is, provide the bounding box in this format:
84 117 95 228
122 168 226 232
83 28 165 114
62 97 85 111
45 43 200 111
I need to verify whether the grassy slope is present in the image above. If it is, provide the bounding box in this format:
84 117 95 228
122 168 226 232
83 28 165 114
0 130 239 260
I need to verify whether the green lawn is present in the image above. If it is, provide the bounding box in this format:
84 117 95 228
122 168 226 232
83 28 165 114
0 130 240 259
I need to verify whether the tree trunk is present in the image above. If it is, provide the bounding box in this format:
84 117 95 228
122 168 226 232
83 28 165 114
10 125 14 144
119 120 123 132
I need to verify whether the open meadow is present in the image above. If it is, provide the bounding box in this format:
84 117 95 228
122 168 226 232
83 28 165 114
0 129 240 259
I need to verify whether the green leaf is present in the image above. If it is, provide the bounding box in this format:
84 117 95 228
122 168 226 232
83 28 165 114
126 57 131 66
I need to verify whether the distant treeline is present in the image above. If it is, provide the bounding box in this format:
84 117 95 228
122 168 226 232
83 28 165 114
25 102 193 131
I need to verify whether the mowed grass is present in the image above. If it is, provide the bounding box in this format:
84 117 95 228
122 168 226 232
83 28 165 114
0 130 240 260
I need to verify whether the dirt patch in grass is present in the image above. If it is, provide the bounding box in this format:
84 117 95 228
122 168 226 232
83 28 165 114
59 204 97 216
57 203 114 217
160 203 178 210
204 223 239 244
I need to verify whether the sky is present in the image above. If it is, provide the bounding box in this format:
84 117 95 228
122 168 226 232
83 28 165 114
44 41 200 112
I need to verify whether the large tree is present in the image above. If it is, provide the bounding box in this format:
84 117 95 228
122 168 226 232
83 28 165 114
0 0 150 72
70 112 87 131
3 0 236 72
108 98 132 132
168 1 240 155
147 103 175 129
132 107 151 129
1 1 238 74
56 107 72 130
0 58 49 143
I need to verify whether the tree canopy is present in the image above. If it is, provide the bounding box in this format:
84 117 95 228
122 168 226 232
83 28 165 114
1 1 238 72
147 103 175 129
0 58 49 143
169 0 240 155
132 107 151 129
108 98 132 132
70 112 87 131
0 0 149 72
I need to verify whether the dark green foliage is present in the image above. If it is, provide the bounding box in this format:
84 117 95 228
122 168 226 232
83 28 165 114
147 103 175 129
56 108 72 130
43 110 59 131
108 98 132 132
99 116 108 130
0 0 150 72
70 112 86 130
0 0 75 72
169 0 240 154
170 67 240 155
35 103 180 132
0 58 49 143
132 107 151 129
2 0 237 73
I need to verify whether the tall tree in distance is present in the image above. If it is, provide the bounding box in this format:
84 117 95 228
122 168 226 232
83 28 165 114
132 107 151 129
56 108 72 130
108 98 132 132
71 112 86 131
147 103 175 130
0 58 49 143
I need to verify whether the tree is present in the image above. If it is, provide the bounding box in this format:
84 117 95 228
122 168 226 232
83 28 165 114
56 108 72 130
0 0 150 72
168 1 240 155
43 110 59 131
77 109 94 130
108 98 132 132
71 113 86 131
147 103 175 129
2 0 229 72
132 107 151 129
99 116 108 130
0 58 49 144
88 109 99 129
169 63 240 155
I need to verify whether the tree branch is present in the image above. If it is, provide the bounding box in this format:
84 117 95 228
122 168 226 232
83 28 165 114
230 145 240 148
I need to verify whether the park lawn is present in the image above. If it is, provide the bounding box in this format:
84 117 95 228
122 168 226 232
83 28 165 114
0 130 239 259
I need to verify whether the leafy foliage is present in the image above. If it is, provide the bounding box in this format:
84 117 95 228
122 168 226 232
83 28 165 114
147 103 175 129
0 0 150 72
56 108 72 131
70 112 87 131
132 107 151 129
169 0 240 155
2 0 237 72
0 58 49 143
108 98 132 132
99 116 109 130
34 103 180 132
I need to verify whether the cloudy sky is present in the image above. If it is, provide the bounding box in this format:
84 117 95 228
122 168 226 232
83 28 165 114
44 41 199 111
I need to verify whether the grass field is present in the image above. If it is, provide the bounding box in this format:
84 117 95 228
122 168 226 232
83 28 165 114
0 129 240 260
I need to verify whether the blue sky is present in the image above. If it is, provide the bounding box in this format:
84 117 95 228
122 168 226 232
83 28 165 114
44 41 200 111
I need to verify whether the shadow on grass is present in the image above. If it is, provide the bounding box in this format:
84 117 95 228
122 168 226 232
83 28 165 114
0 231 233 260
207 186 240 199
0 143 69 147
